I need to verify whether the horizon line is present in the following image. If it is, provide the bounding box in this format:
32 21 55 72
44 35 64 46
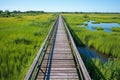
0 10 120 13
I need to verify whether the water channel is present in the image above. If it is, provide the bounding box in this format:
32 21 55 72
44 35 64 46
77 21 120 62
84 21 120 32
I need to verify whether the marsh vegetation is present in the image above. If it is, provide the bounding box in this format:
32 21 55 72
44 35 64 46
63 13 120 80
0 13 56 80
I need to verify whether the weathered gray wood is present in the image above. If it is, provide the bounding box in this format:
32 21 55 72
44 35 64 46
49 15 78 80
62 15 91 80
24 16 59 80
26 15 91 80
36 15 79 80
49 75 79 79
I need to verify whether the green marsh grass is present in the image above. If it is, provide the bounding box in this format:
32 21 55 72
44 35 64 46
112 27 120 32
63 13 120 80
63 14 120 58
0 14 56 80
92 26 104 30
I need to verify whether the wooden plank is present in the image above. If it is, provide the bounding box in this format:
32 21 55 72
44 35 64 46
42 61 75 64
53 51 71 53
50 68 77 71
49 16 78 79
50 73 78 76
49 79 78 80
52 57 73 60
36 15 79 80
54 45 70 47
50 65 75 68
50 75 78 79
46 70 77 73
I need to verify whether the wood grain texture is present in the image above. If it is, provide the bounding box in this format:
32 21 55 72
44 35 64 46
36 15 79 80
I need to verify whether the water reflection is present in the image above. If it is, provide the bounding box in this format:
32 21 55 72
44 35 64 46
78 47 108 62
85 21 120 32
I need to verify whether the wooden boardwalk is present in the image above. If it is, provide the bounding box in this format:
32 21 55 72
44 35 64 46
37 16 79 80
25 15 91 80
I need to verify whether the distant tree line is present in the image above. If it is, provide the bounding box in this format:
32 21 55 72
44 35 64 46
25 11 44 13
60 12 120 14
0 10 45 17
0 10 120 17
0 10 11 17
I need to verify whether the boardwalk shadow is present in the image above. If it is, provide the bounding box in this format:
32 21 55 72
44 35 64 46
63 18 106 80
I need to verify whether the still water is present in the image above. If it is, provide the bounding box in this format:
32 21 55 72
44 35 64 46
84 21 120 32
78 47 108 62
78 21 119 62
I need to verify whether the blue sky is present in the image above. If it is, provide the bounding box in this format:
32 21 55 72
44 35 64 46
0 0 120 12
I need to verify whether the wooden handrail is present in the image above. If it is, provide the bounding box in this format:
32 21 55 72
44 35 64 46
61 15 91 80
24 16 59 80
25 15 91 80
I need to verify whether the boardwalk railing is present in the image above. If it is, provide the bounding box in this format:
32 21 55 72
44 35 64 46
62 16 91 80
25 15 91 80
24 16 59 80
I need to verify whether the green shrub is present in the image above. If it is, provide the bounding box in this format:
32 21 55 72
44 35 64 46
112 27 120 32
83 14 89 18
